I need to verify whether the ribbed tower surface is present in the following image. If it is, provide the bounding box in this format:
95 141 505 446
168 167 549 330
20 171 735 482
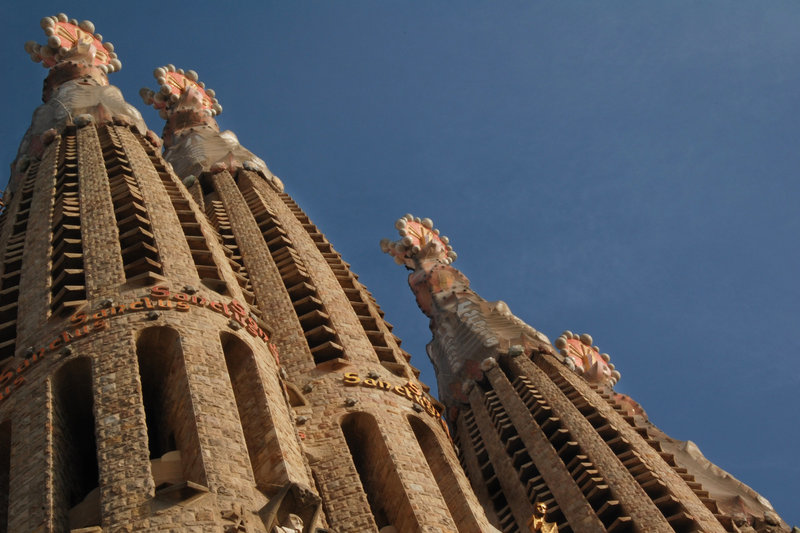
141 64 498 533
382 214 791 533
0 13 498 533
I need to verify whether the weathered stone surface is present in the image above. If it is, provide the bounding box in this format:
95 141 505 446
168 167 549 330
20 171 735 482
383 215 792 532
0 27 498 533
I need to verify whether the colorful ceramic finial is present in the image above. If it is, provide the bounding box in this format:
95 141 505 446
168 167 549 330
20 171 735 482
139 64 275 186
554 331 621 386
380 214 457 267
26 13 120 73
140 64 222 120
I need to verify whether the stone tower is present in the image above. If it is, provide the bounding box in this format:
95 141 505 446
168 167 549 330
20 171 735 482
139 64 497 533
381 214 791 533
0 12 498 533
0 14 315 533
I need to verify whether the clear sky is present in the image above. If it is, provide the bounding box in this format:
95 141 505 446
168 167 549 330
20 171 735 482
1 1 798 525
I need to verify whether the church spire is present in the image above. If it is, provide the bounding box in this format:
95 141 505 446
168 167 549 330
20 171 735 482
10 13 147 197
381 213 551 406
139 64 221 143
140 65 277 188
27 13 120 102
384 214 791 532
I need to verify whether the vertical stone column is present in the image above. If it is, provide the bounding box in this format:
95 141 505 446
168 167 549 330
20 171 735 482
484 363 606 532
211 172 314 374
14 141 59 349
116 127 198 284
210 171 317 490
76 126 125 301
7 379 51 532
306 420 377 531
467 385 534 529
377 419 457 532
247 176 380 367
174 320 256 496
408 414 492 533
91 328 152 527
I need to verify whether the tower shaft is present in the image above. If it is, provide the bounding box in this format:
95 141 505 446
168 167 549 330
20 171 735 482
382 213 790 533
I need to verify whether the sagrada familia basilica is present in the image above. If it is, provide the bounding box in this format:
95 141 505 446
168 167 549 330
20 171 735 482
0 13 793 533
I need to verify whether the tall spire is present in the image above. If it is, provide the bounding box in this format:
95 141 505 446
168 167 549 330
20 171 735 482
12 12 147 196
384 214 792 532
141 70 499 533
29 14 119 70
27 13 121 102
140 65 279 189
381 213 551 406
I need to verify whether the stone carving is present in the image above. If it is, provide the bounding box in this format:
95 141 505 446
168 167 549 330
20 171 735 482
221 504 248 532
140 65 282 191
273 514 303 533
259 482 321 533
381 214 551 406
526 501 557 533
733 511 795 533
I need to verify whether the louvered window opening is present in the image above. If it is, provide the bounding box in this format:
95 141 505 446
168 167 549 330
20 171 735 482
137 138 225 293
50 133 86 314
242 184 343 365
587 381 731 529
459 408 518 533
481 384 571 532
0 159 40 361
542 362 704 533
278 192 415 375
204 199 256 304
98 127 163 284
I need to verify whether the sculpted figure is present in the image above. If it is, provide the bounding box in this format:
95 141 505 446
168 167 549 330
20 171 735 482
526 501 558 533
273 514 303 533
258 482 321 533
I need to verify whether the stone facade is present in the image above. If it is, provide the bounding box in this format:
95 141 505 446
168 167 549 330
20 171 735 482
4 13 792 533
381 214 792 533
0 15 497 533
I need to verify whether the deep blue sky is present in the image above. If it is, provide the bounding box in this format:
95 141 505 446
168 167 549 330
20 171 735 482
2 2 798 525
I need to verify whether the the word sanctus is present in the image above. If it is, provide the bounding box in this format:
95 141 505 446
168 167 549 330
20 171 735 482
0 286 273 404
343 372 442 420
